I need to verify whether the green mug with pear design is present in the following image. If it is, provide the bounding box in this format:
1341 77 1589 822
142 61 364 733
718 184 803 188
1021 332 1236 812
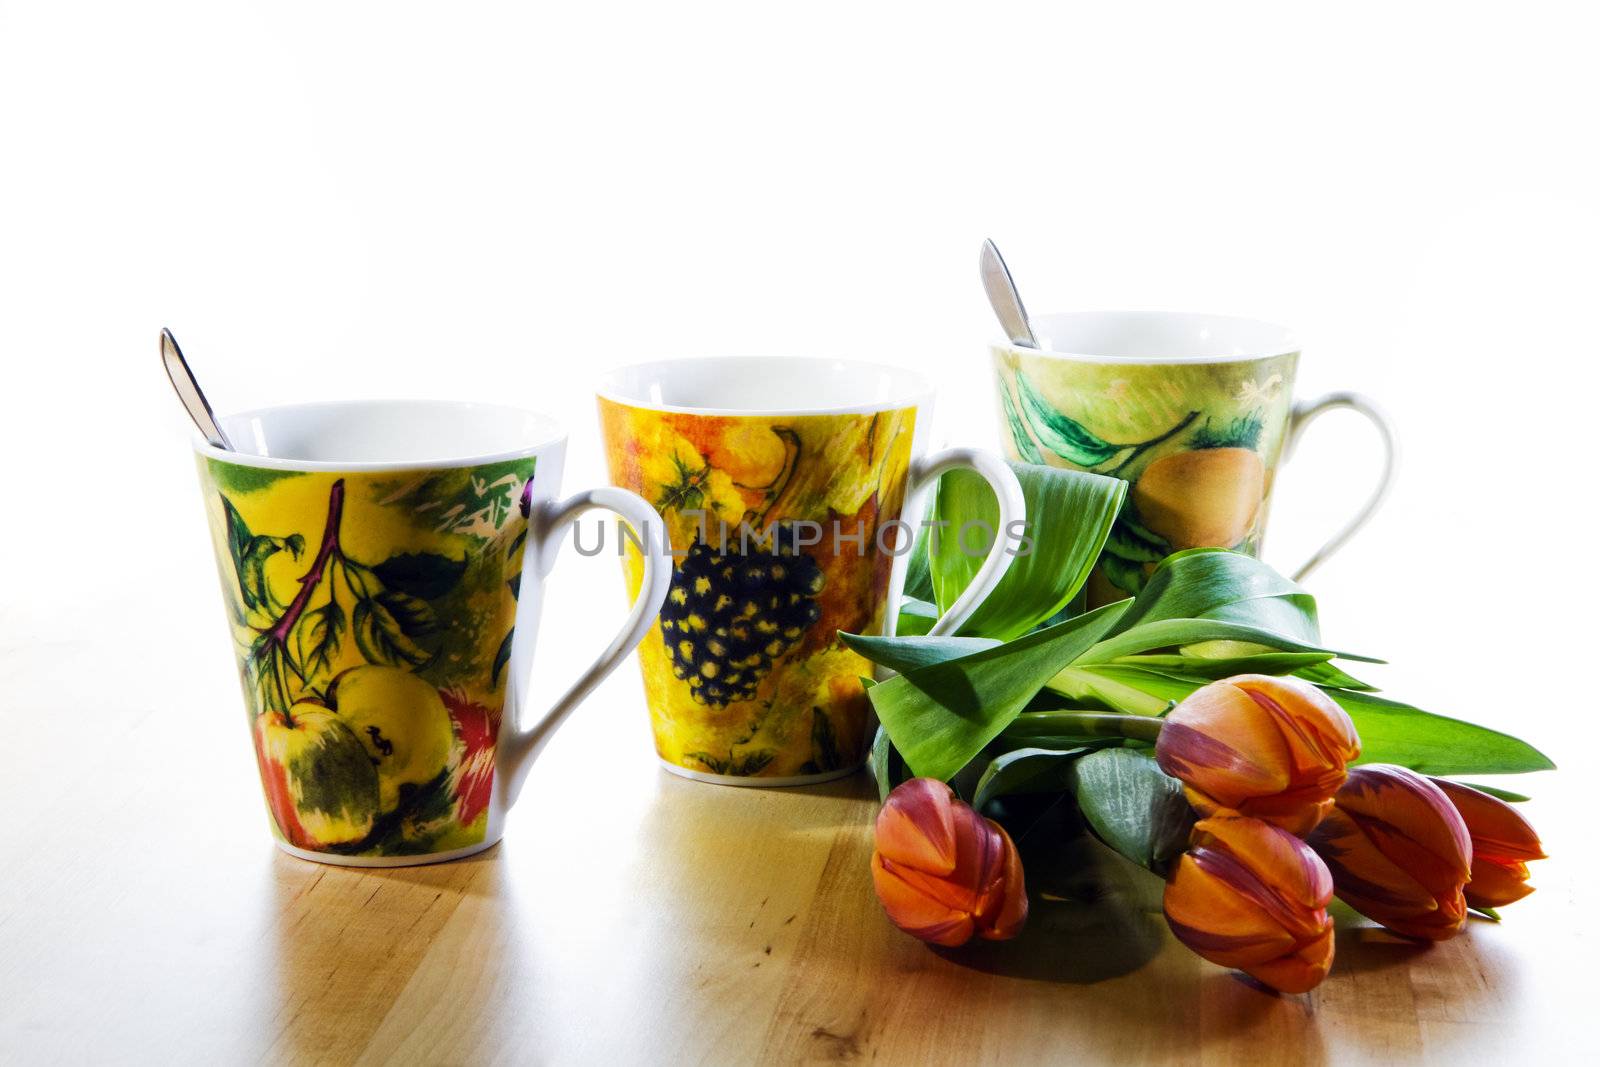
992 311 1394 602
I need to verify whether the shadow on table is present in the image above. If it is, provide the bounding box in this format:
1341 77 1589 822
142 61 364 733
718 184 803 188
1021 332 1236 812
941 804 1168 985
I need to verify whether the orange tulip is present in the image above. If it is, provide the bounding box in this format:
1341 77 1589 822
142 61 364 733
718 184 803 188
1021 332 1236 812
1164 815 1335 993
1430 778 1547 909
1307 764 1472 940
1155 674 1361 834
871 778 1028 946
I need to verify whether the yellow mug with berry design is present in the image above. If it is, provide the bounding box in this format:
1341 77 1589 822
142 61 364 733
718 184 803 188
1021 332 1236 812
599 357 1024 786
192 400 669 865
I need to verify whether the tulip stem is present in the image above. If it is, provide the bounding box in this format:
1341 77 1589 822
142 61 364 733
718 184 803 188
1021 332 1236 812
1007 711 1164 743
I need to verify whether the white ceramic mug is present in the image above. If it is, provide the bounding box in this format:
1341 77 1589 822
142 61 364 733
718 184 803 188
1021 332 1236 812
597 357 1025 785
193 400 671 866
992 311 1395 599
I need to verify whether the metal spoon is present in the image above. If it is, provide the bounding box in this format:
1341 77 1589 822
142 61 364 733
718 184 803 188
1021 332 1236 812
160 328 233 450
979 238 1039 348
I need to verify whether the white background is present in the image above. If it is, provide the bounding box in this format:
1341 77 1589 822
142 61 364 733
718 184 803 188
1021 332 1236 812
1 0 1597 1036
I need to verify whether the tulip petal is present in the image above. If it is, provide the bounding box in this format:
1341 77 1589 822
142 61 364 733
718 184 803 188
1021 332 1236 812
1308 809 1442 915
1157 684 1291 806
875 778 959 875
1164 817 1334 986
975 820 1028 940
1431 779 1546 862
1464 858 1535 909
1243 926 1335 995
1156 675 1359 833
871 778 1029 947
1337 766 1472 890
872 853 975 946
1237 675 1361 780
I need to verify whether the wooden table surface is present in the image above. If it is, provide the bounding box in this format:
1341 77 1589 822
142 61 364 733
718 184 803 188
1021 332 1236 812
0 620 1590 1066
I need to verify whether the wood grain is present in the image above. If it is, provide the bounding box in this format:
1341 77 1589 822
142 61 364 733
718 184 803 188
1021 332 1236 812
0 638 1587 1065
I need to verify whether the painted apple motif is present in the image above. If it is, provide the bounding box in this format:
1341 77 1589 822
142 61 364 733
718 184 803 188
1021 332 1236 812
328 665 455 812
1132 447 1265 550
253 702 381 849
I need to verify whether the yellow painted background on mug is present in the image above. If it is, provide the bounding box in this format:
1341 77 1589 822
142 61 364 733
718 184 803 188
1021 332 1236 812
599 399 916 778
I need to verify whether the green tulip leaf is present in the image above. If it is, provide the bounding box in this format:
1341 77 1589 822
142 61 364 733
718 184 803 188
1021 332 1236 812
972 745 1100 811
1108 549 1324 647
893 597 939 637
839 632 999 675
868 725 911 803
928 462 1126 641
1108 651 1336 679
1045 664 1199 716
1076 617 1372 665
1330 689 1557 775
1451 782 1533 803
868 601 1129 781
1291 661 1377 691
1070 749 1195 874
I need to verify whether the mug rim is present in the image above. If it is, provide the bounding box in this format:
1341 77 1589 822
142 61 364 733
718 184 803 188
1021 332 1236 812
192 398 568 472
596 356 936 416
996 309 1300 365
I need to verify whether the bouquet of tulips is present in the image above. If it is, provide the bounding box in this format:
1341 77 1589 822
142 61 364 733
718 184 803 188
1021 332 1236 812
849 463 1551 993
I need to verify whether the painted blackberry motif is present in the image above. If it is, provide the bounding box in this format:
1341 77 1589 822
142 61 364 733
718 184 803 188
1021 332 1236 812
660 529 825 706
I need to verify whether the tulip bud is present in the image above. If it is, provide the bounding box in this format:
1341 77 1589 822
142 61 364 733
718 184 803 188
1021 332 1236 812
871 778 1028 946
1155 674 1361 834
1307 764 1472 940
1430 778 1546 909
1164 816 1335 993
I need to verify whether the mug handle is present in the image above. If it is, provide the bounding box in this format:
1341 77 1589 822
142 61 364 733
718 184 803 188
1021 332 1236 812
1281 391 1397 582
905 447 1026 636
501 486 672 804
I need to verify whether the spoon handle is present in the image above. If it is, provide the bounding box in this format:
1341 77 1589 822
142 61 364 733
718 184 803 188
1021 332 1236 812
160 328 232 450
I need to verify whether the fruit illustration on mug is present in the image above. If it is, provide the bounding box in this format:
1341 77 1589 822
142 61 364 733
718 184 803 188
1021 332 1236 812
600 402 916 778
1132 446 1265 550
327 665 455 811
254 701 381 849
203 458 535 856
999 365 1288 597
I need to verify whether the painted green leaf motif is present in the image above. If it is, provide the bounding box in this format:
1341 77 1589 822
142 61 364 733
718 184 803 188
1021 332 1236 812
491 629 514 689
239 535 299 612
808 707 842 773
1103 516 1171 565
293 601 345 682
222 496 253 571
1014 372 1123 467
1100 552 1148 596
1070 749 1195 873
352 599 432 668
371 552 467 600
999 383 1046 464
376 590 437 639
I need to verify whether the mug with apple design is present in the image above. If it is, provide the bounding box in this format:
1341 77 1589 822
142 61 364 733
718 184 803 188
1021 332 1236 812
992 311 1395 602
193 400 670 866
